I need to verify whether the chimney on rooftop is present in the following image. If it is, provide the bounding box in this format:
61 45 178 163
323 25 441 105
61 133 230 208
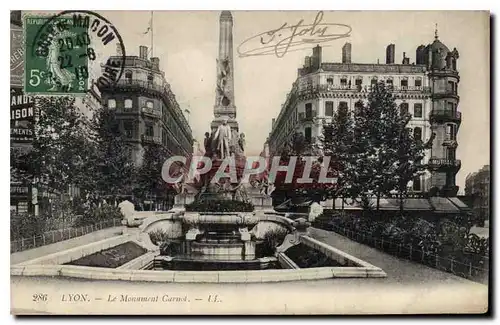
312 45 322 70
342 42 352 64
304 56 311 68
139 45 148 60
402 52 410 64
386 44 395 64
416 45 426 65
151 57 160 70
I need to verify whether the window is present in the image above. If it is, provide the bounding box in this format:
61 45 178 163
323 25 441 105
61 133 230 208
386 79 393 89
107 99 116 109
400 103 409 115
401 79 408 88
413 176 422 191
355 78 363 86
305 127 312 142
162 130 167 146
452 59 457 71
414 127 422 141
305 103 313 119
123 121 133 138
326 78 333 85
414 103 423 118
124 99 133 110
446 124 457 141
447 147 456 160
415 78 422 88
371 78 377 90
325 101 334 116
147 74 153 83
447 102 454 112
447 81 455 94
354 100 364 110
339 101 348 112
340 78 347 86
306 78 313 89
145 122 154 137
125 71 132 83
146 100 154 109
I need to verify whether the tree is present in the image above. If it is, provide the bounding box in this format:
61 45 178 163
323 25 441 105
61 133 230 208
83 104 137 203
28 96 90 195
134 143 170 209
319 104 355 209
350 81 434 211
273 131 340 204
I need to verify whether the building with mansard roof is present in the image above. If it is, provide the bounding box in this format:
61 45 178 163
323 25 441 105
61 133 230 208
267 32 461 194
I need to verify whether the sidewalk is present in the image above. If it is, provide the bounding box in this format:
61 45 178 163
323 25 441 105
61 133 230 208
11 227 124 265
309 227 488 285
470 226 490 239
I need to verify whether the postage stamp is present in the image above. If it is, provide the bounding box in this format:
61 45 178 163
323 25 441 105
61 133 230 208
23 10 126 95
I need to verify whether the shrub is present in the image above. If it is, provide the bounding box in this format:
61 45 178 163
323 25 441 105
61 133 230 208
10 212 50 239
149 228 170 246
258 227 289 257
73 204 124 227
185 199 254 212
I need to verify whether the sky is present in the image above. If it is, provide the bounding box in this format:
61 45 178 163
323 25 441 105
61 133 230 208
29 10 490 192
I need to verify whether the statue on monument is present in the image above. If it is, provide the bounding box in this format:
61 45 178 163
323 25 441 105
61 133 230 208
238 133 245 153
213 117 232 159
216 56 231 107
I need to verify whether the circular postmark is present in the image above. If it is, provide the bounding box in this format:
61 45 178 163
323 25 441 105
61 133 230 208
25 10 126 95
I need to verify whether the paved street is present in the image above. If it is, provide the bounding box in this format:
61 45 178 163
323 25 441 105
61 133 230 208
470 226 490 239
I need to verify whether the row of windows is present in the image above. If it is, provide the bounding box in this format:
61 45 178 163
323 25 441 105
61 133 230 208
108 98 154 110
301 102 425 118
272 100 427 147
108 97 192 150
123 120 191 154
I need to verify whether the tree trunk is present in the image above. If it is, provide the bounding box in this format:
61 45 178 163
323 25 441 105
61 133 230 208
376 193 380 211
399 191 404 214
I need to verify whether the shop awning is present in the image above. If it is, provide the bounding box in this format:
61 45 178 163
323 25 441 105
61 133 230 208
429 197 461 213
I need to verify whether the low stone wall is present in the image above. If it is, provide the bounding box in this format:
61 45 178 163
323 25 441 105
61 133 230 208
118 252 158 270
299 235 379 269
16 235 151 267
277 252 299 269
11 264 386 283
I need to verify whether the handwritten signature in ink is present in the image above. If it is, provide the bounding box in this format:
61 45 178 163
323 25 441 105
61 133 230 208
237 11 351 58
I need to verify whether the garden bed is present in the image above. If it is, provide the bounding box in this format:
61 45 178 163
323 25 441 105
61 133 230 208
285 243 342 268
185 199 254 212
65 241 147 268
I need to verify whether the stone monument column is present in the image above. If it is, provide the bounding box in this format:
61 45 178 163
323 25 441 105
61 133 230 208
211 11 239 136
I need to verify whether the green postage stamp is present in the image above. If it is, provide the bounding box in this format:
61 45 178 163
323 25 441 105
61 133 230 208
24 14 91 95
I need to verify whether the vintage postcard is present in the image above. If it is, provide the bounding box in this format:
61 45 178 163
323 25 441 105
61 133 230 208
10 9 490 315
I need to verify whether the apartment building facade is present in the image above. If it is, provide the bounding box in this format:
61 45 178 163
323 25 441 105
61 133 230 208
98 45 193 166
268 33 461 194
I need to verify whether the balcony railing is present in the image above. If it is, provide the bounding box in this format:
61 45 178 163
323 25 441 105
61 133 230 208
430 110 462 123
141 134 161 145
298 84 431 96
428 158 462 170
141 106 161 118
